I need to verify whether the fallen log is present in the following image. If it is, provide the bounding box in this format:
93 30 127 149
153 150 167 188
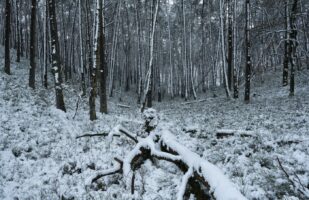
216 129 255 139
181 99 207 105
117 104 131 109
92 126 247 200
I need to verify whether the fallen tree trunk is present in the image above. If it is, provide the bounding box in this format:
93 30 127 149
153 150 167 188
181 99 207 105
90 126 247 200
216 129 255 139
117 104 131 109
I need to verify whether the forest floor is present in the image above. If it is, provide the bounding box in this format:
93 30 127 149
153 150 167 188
1 47 309 200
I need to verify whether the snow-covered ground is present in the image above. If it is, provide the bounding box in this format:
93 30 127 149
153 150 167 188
1 47 309 200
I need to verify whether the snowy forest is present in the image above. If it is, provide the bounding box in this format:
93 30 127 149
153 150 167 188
0 0 309 199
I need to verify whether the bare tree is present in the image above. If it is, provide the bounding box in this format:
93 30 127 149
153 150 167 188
48 0 66 112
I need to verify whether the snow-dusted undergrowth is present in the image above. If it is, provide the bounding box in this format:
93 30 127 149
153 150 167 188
0 47 309 199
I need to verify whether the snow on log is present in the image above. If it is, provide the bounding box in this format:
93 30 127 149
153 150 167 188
87 158 123 185
161 130 247 200
97 125 247 200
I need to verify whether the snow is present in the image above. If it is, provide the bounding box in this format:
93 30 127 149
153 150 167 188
177 167 193 200
1 46 309 199
161 130 247 200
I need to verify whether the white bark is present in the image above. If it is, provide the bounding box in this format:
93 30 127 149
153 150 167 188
219 0 231 98
141 0 159 111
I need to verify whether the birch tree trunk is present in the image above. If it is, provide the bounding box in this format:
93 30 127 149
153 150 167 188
79 0 86 95
220 0 231 98
135 0 143 103
182 0 188 100
227 0 233 91
189 9 196 100
108 0 121 98
89 0 99 120
48 0 66 112
233 0 238 98
141 0 159 112
167 0 174 99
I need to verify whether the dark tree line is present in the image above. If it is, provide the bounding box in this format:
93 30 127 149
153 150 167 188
1 0 308 118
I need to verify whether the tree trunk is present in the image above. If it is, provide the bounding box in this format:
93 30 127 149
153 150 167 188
233 0 238 98
220 0 231 98
89 0 99 120
4 0 11 75
43 0 48 88
48 0 66 112
16 0 21 63
141 0 159 112
29 0 37 89
99 0 108 114
283 0 289 87
289 0 298 96
227 0 233 91
244 0 251 103
79 0 86 95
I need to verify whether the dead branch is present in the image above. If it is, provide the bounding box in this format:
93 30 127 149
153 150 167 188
73 94 82 120
181 99 207 105
276 157 308 197
118 128 138 143
117 104 131 109
76 132 112 139
277 140 301 146
216 129 255 139
91 158 123 183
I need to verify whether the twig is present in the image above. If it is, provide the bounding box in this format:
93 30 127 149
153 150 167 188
293 172 308 192
73 95 81 119
76 132 112 139
117 104 131 108
277 157 307 197
118 128 138 143
277 157 296 187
